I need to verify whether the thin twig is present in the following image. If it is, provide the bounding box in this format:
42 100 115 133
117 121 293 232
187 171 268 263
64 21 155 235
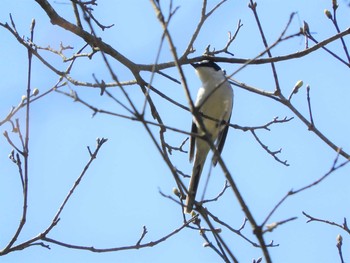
196 206 239 263
136 226 148 246
328 5 350 63
303 212 350 235
1 138 109 255
202 181 230 204
1 18 36 254
304 26 350 66
40 219 195 253
306 85 314 129
262 152 349 227
206 19 243 56
206 210 278 248
249 1 282 96
251 130 289 166
181 0 228 58
43 138 108 235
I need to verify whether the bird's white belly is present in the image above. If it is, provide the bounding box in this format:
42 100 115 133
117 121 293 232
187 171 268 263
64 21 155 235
195 87 232 139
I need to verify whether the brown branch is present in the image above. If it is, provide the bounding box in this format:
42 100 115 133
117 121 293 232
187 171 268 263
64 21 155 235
196 207 238 263
34 0 135 69
1 18 36 254
202 181 230 204
164 138 189 155
303 21 350 66
231 76 350 160
327 5 350 63
54 88 193 138
210 27 350 66
283 97 350 159
44 138 108 234
182 0 228 58
251 129 289 166
303 212 350 235
1 138 108 255
136 226 148 246
205 19 243 57
262 152 349 228
2 10 349 82
306 85 315 129
73 0 114 31
40 219 194 253
249 0 281 96
206 210 278 249
233 116 294 132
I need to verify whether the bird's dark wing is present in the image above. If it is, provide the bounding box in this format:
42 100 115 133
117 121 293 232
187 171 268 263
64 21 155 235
189 122 197 163
213 115 231 166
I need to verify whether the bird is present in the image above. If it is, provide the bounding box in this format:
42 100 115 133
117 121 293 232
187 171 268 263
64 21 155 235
184 60 233 214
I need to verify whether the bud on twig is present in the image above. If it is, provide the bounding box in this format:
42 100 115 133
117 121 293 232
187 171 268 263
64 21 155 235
32 88 39 96
214 228 222 233
337 234 343 246
31 18 36 31
288 80 304 100
203 242 210 247
266 222 278 232
190 210 197 218
333 0 338 10
303 21 310 35
248 1 257 9
172 187 180 197
324 9 332 19
293 80 303 94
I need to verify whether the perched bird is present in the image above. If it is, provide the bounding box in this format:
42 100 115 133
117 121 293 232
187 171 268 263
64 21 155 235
185 60 233 214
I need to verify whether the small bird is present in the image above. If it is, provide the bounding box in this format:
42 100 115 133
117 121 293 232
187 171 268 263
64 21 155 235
185 60 233 214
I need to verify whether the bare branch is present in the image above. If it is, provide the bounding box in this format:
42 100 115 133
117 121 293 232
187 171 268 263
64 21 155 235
306 85 315 129
205 19 243 56
251 129 289 166
40 219 195 253
303 212 350 235
303 24 350 66
249 0 282 96
136 226 148 246
202 181 230 204
34 0 135 69
262 152 349 227
182 0 228 58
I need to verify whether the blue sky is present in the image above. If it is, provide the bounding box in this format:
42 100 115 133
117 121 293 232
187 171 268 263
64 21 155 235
1 0 350 262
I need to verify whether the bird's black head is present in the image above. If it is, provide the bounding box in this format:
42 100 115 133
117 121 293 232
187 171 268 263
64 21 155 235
191 60 221 71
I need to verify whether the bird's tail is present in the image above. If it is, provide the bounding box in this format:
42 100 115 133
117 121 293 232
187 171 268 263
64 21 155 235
184 160 204 214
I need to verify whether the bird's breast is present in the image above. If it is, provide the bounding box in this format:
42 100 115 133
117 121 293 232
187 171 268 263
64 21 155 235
194 82 233 138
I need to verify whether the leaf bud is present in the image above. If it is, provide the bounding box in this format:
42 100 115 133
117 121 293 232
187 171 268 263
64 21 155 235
32 88 39 96
337 234 343 245
333 0 338 10
172 187 180 197
324 9 332 19
293 80 304 94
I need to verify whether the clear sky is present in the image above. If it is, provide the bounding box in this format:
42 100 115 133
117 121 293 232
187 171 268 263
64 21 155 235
1 0 350 262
